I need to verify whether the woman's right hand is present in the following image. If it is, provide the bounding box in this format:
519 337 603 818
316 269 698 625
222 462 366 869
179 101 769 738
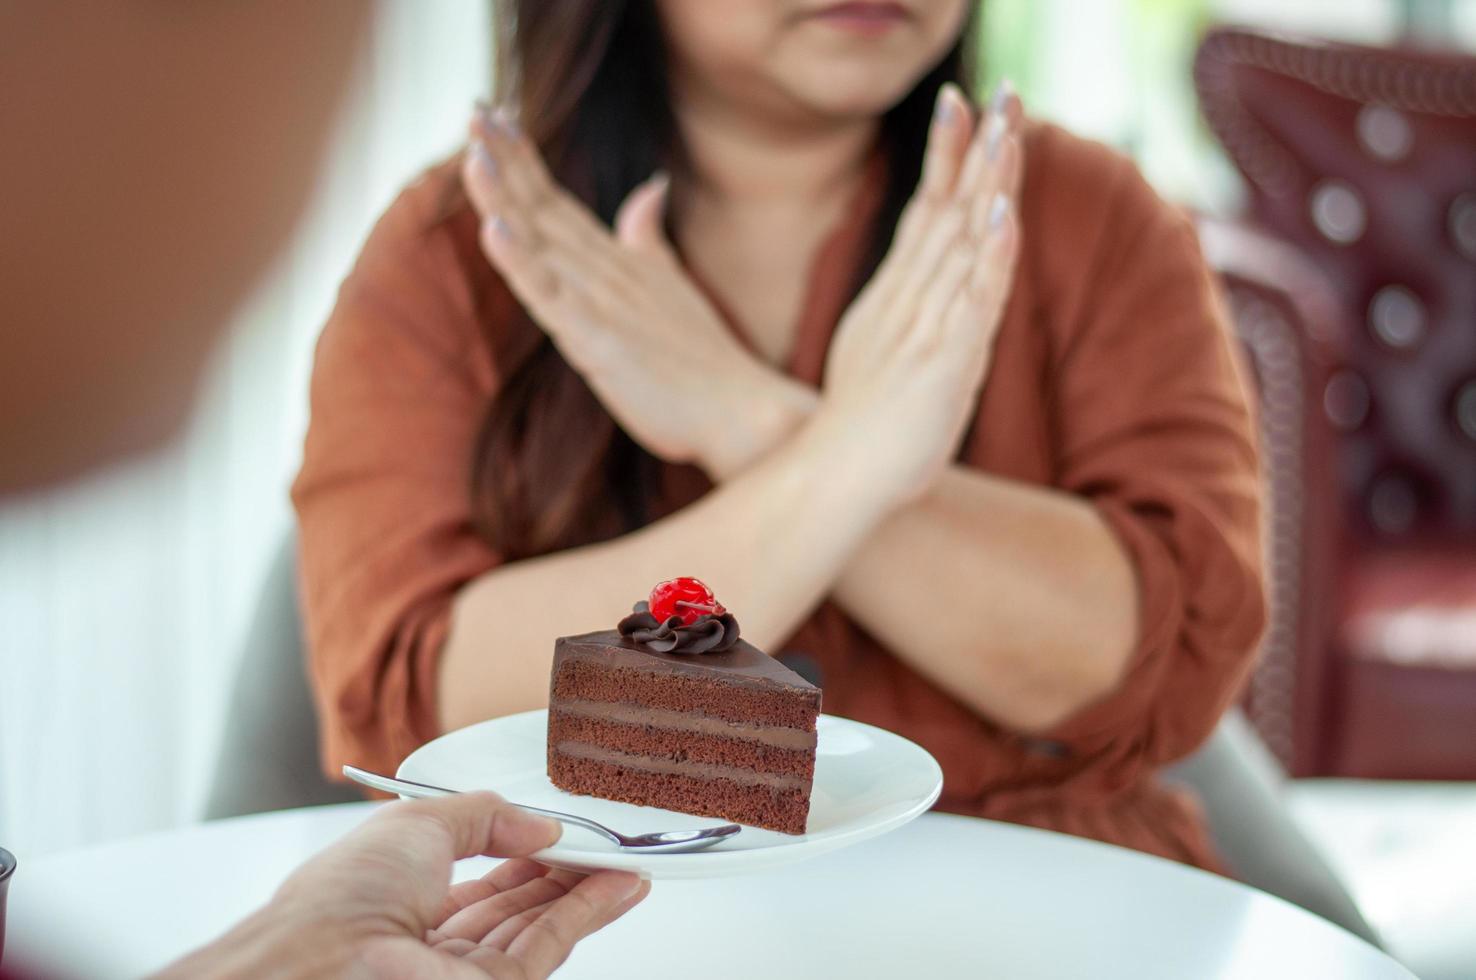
461 108 815 485
818 82 1024 505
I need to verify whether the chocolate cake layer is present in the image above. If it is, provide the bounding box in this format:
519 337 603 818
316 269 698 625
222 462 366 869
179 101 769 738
553 652 818 729
554 742 807 789
547 629 821 834
549 753 811 835
552 699 817 749
549 711 816 774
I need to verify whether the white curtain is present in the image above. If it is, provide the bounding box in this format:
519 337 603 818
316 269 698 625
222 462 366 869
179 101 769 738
0 1 492 857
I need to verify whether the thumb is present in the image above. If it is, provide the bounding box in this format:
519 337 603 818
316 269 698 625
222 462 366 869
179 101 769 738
615 170 674 259
382 792 563 861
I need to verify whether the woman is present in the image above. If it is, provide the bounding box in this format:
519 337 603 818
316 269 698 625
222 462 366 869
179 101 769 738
294 0 1265 872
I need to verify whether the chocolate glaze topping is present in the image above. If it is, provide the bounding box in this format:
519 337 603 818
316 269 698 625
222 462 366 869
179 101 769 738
617 600 741 654
555 630 819 693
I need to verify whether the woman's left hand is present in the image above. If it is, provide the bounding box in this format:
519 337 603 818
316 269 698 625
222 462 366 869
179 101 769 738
461 108 814 483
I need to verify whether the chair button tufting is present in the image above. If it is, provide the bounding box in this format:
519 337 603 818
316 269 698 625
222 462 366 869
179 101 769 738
1357 104 1413 162
1368 473 1419 534
1454 380 1476 443
1450 193 1476 261
1325 370 1372 430
1310 180 1366 244
1368 285 1426 349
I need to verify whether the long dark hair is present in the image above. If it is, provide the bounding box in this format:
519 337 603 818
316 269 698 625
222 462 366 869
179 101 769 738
470 0 975 560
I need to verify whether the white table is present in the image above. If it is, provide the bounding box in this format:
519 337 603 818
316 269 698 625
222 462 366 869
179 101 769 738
7 803 1413 979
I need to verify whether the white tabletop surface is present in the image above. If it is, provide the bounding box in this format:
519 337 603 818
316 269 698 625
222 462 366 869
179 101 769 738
7 803 1413 979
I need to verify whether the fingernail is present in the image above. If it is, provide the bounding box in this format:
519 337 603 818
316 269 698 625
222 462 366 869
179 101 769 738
471 140 497 176
988 193 1010 232
614 873 645 901
934 85 957 125
490 215 513 241
493 105 522 138
505 804 561 839
985 111 1008 163
990 77 1015 115
527 813 561 842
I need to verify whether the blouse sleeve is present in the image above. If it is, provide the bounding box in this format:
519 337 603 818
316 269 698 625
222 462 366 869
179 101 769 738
291 173 501 777
1036 149 1268 781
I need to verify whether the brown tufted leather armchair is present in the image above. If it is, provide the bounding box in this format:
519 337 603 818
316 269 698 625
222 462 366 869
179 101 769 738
1195 27 1476 778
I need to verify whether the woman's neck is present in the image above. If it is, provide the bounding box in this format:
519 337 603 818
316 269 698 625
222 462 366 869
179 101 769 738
662 75 883 365
669 86 879 215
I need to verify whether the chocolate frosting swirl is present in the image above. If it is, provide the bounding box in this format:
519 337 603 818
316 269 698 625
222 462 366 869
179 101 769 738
617 600 741 654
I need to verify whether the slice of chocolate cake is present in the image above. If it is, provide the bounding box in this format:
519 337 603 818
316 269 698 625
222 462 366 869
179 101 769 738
547 577 821 834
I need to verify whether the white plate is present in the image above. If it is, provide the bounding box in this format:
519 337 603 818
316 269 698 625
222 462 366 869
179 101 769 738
398 709 943 879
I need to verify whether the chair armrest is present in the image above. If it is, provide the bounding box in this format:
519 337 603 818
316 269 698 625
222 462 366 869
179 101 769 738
1164 709 1381 946
1197 215 1349 776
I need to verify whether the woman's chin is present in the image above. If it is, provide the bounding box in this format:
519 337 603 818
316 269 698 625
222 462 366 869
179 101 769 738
792 82 922 122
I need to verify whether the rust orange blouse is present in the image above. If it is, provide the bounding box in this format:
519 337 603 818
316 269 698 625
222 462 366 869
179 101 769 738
292 122 1267 873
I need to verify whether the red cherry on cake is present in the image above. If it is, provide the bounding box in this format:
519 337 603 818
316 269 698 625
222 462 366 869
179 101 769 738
649 577 725 626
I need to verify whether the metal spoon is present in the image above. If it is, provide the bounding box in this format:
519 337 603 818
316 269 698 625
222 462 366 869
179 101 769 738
342 765 741 853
